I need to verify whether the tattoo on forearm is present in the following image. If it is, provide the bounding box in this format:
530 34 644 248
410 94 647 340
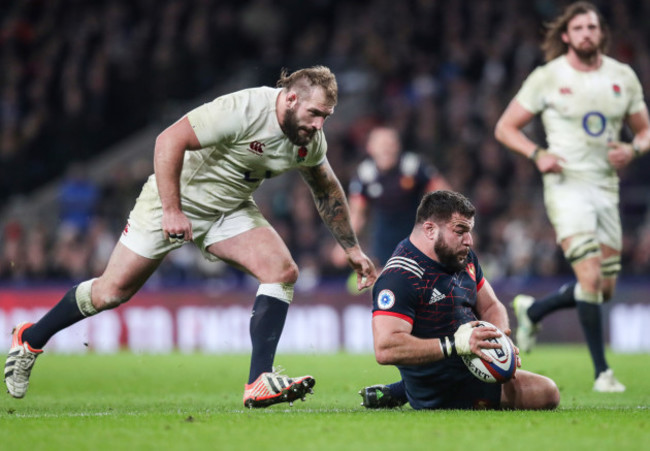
300 164 358 249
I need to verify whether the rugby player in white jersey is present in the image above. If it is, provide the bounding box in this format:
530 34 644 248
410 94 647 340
4 66 377 407
495 1 650 392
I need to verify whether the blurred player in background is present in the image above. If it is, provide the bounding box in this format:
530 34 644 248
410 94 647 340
347 126 450 265
332 126 449 291
4 66 377 407
495 1 650 392
359 191 559 410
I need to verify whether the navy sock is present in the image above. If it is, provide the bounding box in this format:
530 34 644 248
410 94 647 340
576 301 608 377
387 380 406 402
248 295 289 384
22 286 86 349
527 282 576 324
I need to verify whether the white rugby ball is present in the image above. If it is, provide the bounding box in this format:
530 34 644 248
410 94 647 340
461 321 516 384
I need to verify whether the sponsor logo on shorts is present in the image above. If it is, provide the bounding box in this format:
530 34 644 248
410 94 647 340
377 289 396 310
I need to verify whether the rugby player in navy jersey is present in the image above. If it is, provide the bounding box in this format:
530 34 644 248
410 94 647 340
360 191 559 410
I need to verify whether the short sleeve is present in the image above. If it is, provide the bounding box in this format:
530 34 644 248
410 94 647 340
625 66 646 115
186 94 242 147
372 271 418 325
514 66 547 114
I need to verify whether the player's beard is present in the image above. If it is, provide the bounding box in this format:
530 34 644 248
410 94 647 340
434 236 469 273
570 40 599 62
282 108 316 146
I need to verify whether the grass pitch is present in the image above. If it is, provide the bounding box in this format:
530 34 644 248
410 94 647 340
1 347 648 450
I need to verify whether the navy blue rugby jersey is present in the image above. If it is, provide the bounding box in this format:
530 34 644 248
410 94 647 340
371 237 491 409
372 238 484 338
348 153 439 264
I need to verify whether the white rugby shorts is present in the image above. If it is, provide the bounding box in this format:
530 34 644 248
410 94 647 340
542 173 621 251
119 195 270 261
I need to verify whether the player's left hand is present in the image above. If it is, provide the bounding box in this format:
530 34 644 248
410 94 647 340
345 245 377 291
503 327 521 375
607 141 635 169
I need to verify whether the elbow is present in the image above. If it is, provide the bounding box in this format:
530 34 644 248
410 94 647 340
374 347 395 366
154 132 170 151
494 120 506 144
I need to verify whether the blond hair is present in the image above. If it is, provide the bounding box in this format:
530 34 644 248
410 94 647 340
541 1 610 62
276 66 338 106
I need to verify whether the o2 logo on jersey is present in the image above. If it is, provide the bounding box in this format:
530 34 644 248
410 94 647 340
582 111 606 137
377 289 396 310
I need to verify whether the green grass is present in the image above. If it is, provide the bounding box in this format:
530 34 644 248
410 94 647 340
1 347 648 450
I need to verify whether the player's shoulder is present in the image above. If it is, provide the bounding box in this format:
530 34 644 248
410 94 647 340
531 56 567 77
382 254 425 279
601 55 637 77
220 86 278 108
399 152 422 176
356 158 378 183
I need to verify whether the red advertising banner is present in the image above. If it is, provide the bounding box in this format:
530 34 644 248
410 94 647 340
1 282 648 353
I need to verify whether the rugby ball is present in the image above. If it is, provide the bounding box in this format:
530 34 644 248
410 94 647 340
461 321 516 384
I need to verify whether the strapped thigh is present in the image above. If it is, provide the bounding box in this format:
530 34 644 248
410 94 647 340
601 254 621 279
563 233 601 265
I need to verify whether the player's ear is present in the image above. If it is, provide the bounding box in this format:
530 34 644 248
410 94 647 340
561 32 569 44
286 91 298 108
422 221 438 240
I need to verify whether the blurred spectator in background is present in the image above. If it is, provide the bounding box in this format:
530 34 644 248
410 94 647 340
335 125 450 268
1 0 649 285
58 163 100 234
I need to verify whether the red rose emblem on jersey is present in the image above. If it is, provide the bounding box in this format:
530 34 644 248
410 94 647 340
297 146 308 162
612 84 621 96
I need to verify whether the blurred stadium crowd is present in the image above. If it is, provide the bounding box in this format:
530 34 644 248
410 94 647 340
2 0 650 286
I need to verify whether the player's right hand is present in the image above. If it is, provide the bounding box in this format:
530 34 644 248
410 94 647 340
535 150 565 174
162 209 193 243
344 245 377 291
454 321 503 361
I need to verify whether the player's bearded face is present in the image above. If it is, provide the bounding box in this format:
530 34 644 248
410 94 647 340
282 107 316 146
565 12 602 61
434 234 469 273
569 37 599 60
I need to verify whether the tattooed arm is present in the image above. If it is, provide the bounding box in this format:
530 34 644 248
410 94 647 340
298 159 377 289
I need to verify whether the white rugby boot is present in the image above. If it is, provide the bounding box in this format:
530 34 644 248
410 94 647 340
512 294 539 353
593 369 626 393
4 322 43 398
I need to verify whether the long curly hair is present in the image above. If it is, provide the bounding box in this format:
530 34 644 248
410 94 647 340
541 1 610 62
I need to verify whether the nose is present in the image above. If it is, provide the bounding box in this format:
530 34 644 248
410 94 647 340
312 117 325 130
463 232 473 246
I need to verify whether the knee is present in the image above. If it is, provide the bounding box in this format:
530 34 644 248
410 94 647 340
578 270 602 293
91 279 133 311
601 280 616 302
540 378 561 410
275 260 299 284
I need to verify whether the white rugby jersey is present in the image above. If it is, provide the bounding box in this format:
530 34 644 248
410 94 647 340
138 86 327 217
516 55 645 187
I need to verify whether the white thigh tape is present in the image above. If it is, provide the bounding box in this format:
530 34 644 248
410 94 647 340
574 282 603 304
256 283 294 304
76 278 98 316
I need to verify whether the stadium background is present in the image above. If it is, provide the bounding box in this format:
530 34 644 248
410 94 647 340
0 0 649 353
